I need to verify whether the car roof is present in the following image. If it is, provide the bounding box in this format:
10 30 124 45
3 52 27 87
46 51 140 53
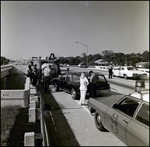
129 90 149 102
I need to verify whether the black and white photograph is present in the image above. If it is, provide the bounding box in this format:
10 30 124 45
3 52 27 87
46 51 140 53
1 1 149 146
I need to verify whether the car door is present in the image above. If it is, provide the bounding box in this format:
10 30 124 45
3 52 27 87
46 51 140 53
126 102 149 146
119 67 125 77
58 73 68 90
63 73 73 92
113 67 120 76
105 96 140 145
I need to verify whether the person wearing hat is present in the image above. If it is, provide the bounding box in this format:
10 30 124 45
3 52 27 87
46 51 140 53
43 64 52 92
88 70 99 97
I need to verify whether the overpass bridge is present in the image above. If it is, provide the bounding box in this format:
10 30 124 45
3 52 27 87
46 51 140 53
1 64 50 146
1 64 30 107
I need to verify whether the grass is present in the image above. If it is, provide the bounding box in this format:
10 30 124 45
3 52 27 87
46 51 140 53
1 105 21 146
1 105 42 146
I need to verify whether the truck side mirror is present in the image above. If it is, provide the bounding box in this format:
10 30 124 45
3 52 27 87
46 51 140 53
113 104 118 109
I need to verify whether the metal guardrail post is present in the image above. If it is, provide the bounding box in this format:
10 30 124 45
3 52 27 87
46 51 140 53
39 91 47 146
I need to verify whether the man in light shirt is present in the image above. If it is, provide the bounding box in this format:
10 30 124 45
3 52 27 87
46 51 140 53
43 64 52 92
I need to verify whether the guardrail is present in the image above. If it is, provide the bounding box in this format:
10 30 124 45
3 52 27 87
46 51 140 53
1 64 13 78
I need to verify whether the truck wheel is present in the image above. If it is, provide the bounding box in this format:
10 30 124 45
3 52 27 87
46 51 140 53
94 112 105 131
54 82 59 91
71 88 77 100
123 74 128 79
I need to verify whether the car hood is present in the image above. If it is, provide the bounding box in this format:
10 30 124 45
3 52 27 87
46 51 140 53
91 94 125 107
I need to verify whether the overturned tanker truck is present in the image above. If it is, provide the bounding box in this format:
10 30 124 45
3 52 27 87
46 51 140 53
38 53 61 84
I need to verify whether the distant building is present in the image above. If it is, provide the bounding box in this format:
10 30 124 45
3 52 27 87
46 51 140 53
94 59 109 66
136 62 149 69
94 59 109 70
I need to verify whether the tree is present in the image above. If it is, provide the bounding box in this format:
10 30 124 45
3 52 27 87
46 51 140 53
93 53 102 61
141 50 149 62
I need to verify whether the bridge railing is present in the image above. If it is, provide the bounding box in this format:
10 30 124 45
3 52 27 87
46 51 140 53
1 64 13 78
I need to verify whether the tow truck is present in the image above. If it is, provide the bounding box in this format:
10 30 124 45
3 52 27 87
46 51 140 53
31 53 61 84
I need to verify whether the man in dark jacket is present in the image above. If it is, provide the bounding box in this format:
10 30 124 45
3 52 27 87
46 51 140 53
88 70 99 97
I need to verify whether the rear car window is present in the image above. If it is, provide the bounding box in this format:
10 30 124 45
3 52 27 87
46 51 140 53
98 75 106 82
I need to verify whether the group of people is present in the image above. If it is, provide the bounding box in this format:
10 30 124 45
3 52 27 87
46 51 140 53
26 61 57 93
79 70 99 106
79 65 113 106
26 61 39 86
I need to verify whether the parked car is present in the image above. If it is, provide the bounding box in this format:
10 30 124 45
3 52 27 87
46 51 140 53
112 66 148 79
78 63 88 68
88 80 149 146
60 64 69 71
137 68 149 77
52 71 111 100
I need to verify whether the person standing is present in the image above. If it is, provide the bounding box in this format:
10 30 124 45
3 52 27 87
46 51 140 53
88 70 99 97
43 64 52 92
108 65 113 79
26 64 34 84
79 72 89 106
32 64 39 86
30 61 34 71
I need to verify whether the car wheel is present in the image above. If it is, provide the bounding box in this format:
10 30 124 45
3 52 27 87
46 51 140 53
71 88 77 100
94 112 104 131
123 74 128 79
54 82 59 91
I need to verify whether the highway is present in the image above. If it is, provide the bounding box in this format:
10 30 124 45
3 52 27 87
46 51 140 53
14 65 149 146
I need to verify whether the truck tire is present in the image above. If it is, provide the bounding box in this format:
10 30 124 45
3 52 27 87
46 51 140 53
94 112 105 131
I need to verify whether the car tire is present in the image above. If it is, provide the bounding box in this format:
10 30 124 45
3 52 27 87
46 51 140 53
71 88 77 100
123 74 128 79
54 82 59 91
94 112 105 131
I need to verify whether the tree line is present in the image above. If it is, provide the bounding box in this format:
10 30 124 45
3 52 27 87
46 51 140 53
1 50 149 67
59 50 149 67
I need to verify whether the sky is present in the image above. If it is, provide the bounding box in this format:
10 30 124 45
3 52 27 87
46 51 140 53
1 1 149 60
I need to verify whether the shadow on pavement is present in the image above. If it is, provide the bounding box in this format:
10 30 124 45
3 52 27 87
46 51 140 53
38 84 80 146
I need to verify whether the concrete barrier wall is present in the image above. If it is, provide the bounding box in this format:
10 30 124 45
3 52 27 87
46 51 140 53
1 77 30 108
